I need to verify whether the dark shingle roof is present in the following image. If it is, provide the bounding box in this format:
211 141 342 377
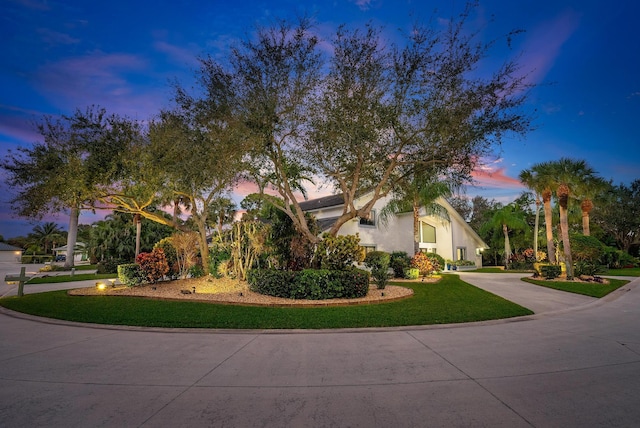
298 194 346 211
0 243 23 252
316 216 339 231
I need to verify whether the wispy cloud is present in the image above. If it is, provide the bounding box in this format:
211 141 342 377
32 52 165 117
36 28 80 46
11 0 50 11
517 9 581 85
350 0 376 11
471 159 524 190
153 41 200 67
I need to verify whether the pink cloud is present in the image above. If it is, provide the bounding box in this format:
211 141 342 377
471 165 525 190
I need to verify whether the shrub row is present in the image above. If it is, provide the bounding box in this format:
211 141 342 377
247 268 370 300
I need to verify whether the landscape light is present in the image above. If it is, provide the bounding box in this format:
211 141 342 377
95 282 106 291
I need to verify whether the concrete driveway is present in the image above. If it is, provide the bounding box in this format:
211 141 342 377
1 267 639 427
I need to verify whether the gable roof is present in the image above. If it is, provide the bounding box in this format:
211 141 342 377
0 243 23 252
300 192 489 249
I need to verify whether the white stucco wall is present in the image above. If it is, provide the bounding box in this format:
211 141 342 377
306 193 486 267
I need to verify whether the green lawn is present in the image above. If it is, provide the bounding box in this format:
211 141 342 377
28 273 117 284
605 268 640 277
521 277 629 298
0 275 533 329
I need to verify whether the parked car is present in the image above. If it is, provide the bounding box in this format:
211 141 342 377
55 255 66 262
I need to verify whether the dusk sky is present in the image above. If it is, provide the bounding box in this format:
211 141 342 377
1 0 639 239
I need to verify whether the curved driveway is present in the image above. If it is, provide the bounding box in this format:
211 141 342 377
1 269 639 427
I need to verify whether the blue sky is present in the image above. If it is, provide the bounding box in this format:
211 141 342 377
1 0 639 238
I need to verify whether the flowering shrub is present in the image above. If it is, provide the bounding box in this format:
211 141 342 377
411 252 434 277
136 248 169 283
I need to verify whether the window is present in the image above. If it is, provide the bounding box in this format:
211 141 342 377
456 247 467 261
420 222 436 243
359 210 376 227
359 245 376 256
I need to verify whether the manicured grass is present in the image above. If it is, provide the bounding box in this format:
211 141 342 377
0 275 533 329
28 273 117 284
605 268 640 277
521 277 629 298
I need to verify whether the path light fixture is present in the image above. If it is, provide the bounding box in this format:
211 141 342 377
95 282 106 291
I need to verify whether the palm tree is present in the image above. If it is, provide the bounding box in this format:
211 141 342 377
574 175 607 236
30 222 64 255
480 204 529 269
518 170 542 258
207 197 238 235
549 158 597 279
380 173 452 255
527 162 558 264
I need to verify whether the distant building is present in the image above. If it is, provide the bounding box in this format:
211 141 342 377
0 242 24 263
52 242 87 263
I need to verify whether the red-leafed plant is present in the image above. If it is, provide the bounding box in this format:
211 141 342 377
136 248 169 283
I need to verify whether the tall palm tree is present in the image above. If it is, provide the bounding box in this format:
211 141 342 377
574 175 607 236
480 204 529 269
549 158 597 279
30 222 64 255
518 170 542 258
528 162 558 264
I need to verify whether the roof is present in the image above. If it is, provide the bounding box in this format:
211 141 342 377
316 216 339 231
298 194 346 212
0 242 23 252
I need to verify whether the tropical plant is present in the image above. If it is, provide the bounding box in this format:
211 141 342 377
364 251 391 289
314 234 363 271
411 252 435 277
170 232 200 279
480 204 529 269
136 248 169 284
206 197 237 235
29 222 65 255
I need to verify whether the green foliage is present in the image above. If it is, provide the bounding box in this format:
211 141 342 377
602 247 637 269
314 234 362 270
539 264 562 279
154 237 179 277
404 268 420 279
248 268 370 300
570 234 606 262
573 261 607 277
117 263 145 286
96 259 126 274
425 253 445 273
135 248 169 283
208 245 231 278
389 251 411 278
364 251 391 289
411 252 434 276
188 264 205 278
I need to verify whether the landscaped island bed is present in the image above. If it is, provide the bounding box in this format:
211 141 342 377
68 277 418 307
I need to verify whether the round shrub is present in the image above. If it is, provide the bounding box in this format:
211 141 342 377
425 253 444 273
570 234 606 262
389 251 411 278
364 251 391 289
411 252 434 277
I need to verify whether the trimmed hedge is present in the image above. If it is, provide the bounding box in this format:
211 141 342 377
117 264 145 287
248 268 370 300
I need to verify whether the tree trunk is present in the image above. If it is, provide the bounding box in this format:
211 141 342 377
134 214 141 257
413 203 420 255
503 223 511 269
533 197 541 257
542 190 556 263
558 185 573 279
64 206 79 268
581 199 593 236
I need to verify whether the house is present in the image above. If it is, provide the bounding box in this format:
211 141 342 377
52 242 87 263
0 243 24 263
299 192 488 268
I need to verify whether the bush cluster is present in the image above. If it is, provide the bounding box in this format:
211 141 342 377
425 253 445 272
96 259 126 274
389 251 411 278
314 234 363 270
136 248 169 283
411 252 434 276
364 251 391 289
117 263 145 286
247 268 370 300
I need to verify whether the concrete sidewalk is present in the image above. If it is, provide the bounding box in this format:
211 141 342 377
1 270 639 427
